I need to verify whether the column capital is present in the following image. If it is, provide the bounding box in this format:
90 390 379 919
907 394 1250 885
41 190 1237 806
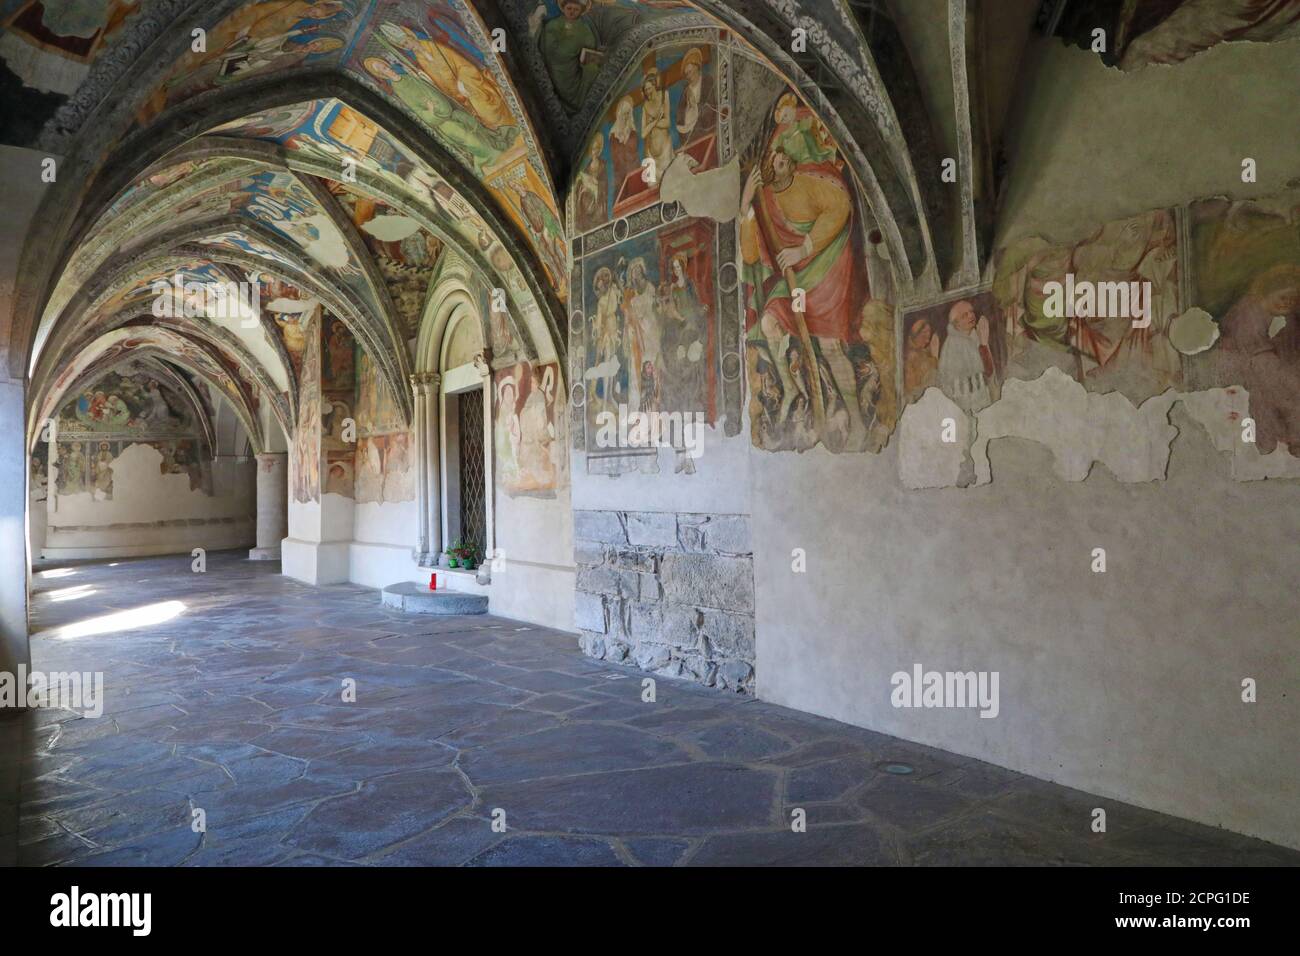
409 371 441 395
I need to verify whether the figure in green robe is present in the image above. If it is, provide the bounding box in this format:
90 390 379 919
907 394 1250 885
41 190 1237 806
364 57 514 176
535 0 637 113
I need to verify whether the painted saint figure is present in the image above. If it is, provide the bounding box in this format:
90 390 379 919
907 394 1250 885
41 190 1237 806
639 68 674 178
675 48 716 145
574 134 609 233
741 136 866 448
657 254 708 415
363 57 515 176
608 96 640 195
534 0 637 113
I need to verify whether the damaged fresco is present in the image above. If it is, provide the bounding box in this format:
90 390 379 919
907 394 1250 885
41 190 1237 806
898 188 1300 488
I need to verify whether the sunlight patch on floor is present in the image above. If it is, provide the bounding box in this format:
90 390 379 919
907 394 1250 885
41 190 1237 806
41 601 187 640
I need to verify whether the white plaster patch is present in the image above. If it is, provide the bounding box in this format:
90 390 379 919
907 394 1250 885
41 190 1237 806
1175 387 1300 481
289 214 349 269
1169 307 1220 354
971 368 1177 484
897 387 969 489
897 367 1300 487
362 214 421 242
660 156 741 223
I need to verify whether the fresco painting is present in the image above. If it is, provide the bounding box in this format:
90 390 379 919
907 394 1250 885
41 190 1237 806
134 1 363 127
740 86 894 455
1055 0 1300 69
992 208 1182 405
348 0 568 299
51 363 208 501
495 360 561 497
902 293 1007 413
214 99 537 305
0 0 139 143
573 40 719 233
292 308 322 503
57 367 193 436
259 274 320 376
30 438 48 502
353 346 412 503
1190 192 1300 454
320 315 357 497
530 0 690 114
578 215 720 472
334 185 442 337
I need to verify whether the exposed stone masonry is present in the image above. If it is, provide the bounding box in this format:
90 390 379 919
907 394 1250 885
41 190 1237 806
573 510 755 693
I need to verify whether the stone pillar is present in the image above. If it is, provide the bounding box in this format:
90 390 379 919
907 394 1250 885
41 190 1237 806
0 376 29 682
249 451 287 560
411 372 441 566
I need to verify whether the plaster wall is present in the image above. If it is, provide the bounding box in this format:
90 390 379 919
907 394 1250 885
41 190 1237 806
751 415 1299 849
283 492 353 585
348 498 420 589
42 443 255 559
489 486 574 632
995 36 1300 250
748 35 1300 849
569 425 752 517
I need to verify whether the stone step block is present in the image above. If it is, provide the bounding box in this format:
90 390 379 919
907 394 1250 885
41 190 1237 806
380 582 488 615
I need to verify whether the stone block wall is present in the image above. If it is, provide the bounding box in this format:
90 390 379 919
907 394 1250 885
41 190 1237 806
573 510 755 693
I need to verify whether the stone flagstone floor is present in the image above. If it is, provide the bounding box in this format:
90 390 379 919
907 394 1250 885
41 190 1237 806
2 552 1296 867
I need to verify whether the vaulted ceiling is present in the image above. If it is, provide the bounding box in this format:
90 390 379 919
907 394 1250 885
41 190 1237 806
10 0 1281 448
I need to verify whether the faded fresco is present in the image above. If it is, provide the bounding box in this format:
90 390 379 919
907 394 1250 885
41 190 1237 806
567 37 895 463
531 1 689 114
260 275 320 377
577 214 722 474
495 360 562 496
903 293 1007 413
322 314 356 497
292 309 322 503
992 208 1182 405
214 98 540 306
1055 0 1300 69
52 363 208 501
353 348 413 503
0 0 140 144
334 185 443 338
134 1 363 126
1190 193 1300 454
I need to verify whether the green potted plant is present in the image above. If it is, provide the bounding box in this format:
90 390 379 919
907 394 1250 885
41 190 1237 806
444 539 463 568
461 543 479 571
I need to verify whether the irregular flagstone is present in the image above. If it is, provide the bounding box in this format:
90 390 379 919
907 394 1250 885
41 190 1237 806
459 723 689 785
283 769 472 860
466 834 626 867
13 552 1296 868
474 763 780 836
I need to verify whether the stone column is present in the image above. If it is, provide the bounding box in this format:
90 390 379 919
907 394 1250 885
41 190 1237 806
411 372 441 566
0 376 29 682
249 451 287 560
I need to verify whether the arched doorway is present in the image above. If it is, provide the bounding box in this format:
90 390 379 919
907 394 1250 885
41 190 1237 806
437 311 493 570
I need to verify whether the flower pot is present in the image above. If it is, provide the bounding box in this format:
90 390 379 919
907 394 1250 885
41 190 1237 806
448 557 459 568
